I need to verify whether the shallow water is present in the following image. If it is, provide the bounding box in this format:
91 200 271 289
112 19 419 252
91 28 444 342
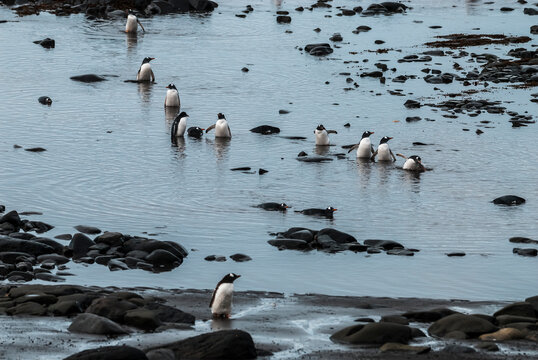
0 0 537 301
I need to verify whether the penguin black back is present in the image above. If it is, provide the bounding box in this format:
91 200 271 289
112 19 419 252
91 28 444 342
187 126 204 138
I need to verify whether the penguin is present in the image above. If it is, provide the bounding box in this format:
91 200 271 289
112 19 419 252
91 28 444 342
256 202 290 211
396 154 426 172
205 113 231 138
210 273 241 318
171 112 189 141
295 207 337 218
125 10 145 33
314 124 337 146
187 126 205 138
348 131 375 159
164 84 180 108
137 57 155 82
371 136 396 162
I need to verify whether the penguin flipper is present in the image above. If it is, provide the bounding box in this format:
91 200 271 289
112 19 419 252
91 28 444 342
209 289 217 308
390 149 396 162
171 118 179 143
227 124 232 138
206 124 216 133
396 153 407 159
347 144 359 153
327 130 338 134
137 19 146 32
370 150 378 161
150 69 155 82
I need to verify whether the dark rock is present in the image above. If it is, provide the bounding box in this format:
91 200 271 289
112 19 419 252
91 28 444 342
38 96 53 105
268 239 311 250
406 116 421 122
381 315 409 325
513 248 538 256
0 251 34 264
145 302 195 324
284 229 315 242
428 314 498 338
250 125 280 134
402 308 458 322
524 8 538 15
49 300 84 316
1 210 22 227
494 302 537 318
258 168 268 175
63 345 148 360
146 348 175 360
447 252 466 257
0 236 55 256
108 259 129 271
124 309 161 331
493 195 526 206
363 239 404 250
37 254 69 265
33 38 55 48
387 249 414 256
404 99 421 108
316 228 357 244
35 272 65 282
297 156 333 162
145 249 182 270
68 313 128 335
340 9 355 16
85 296 138 323
70 74 106 82
230 253 252 262
360 71 383 78
24 147 47 152
305 43 333 56
69 233 95 259
496 315 537 326
55 234 72 240
241 67 249 72
74 225 101 235
330 322 415 345
531 25 538 34
276 15 291 23
475 342 499 352
297 151 308 157
380 343 430 354
329 33 343 42
441 344 476 353
14 293 57 305
510 237 538 244
146 330 256 360
21 220 54 233
500 7 514 11
6 301 47 315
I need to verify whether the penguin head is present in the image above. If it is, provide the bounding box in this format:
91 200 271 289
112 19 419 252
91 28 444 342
409 155 422 163
326 206 337 212
379 136 393 144
166 84 177 90
279 203 291 210
361 131 374 139
127 9 135 15
142 57 155 64
217 113 226 120
316 124 326 131
221 273 241 283
178 111 188 119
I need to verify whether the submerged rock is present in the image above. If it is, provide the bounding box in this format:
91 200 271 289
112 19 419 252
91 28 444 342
305 43 333 56
70 74 106 83
33 38 55 48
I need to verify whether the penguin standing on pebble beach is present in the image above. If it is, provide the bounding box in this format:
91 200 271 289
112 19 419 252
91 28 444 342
210 273 241 319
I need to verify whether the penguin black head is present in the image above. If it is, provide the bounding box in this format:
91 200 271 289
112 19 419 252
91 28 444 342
187 126 204 138
380 136 393 144
409 155 421 163
279 203 290 210
220 273 241 283
142 57 155 64
316 124 326 131
326 206 337 212
178 111 188 119
361 131 374 139
217 113 226 120
166 84 177 90
127 9 135 15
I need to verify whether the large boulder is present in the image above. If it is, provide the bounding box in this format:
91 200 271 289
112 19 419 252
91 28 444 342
494 302 536 318
363 239 404 250
69 233 95 260
316 228 357 244
428 314 498 338
146 330 257 359
330 322 415 345
123 309 161 331
145 302 195 324
63 345 148 360
85 297 138 323
0 236 56 256
401 308 458 322
68 313 128 335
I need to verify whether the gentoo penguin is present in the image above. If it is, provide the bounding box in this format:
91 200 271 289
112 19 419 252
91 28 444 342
397 154 426 172
171 112 189 141
210 273 241 318
371 136 396 162
348 131 375 159
206 113 231 138
256 202 290 211
314 124 337 146
164 84 180 108
187 126 204 138
295 207 337 218
137 57 155 82
125 10 145 33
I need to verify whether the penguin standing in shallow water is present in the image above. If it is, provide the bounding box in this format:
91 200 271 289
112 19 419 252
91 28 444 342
295 207 337 219
164 84 180 108
210 273 241 318
171 112 189 142
397 154 426 172
206 113 231 138
348 131 375 159
371 136 396 162
314 124 337 146
125 10 145 33
137 57 155 82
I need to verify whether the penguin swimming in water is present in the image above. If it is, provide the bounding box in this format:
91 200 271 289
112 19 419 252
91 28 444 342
187 126 204 138
210 273 241 319
171 112 189 142
164 84 180 108
295 206 337 218
125 10 145 33
396 154 426 172
206 113 231 138
137 57 155 82
371 136 396 162
314 124 337 146
256 202 290 211
348 131 375 159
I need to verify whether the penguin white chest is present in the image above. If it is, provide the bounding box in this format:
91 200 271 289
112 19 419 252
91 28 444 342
137 63 152 81
211 283 234 315
126 15 138 33
215 119 231 138
403 158 418 171
175 117 187 137
357 138 372 158
165 89 180 107
315 130 330 146
377 143 391 161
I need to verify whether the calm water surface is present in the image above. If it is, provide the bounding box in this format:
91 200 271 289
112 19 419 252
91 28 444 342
0 0 537 300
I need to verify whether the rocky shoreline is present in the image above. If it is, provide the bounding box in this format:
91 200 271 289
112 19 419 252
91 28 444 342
1 284 538 359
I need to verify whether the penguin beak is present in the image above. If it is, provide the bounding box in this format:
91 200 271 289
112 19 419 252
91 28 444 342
285 205 290 208
201 128 205 131
236 274 241 278
332 208 338 211
388 137 393 140
370 131 375 135
150 57 155 61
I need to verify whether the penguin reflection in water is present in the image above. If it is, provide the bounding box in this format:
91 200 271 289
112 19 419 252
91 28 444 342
125 10 146 33
371 136 396 162
396 154 426 173
314 124 337 146
206 113 231 138
210 273 241 319
137 57 155 82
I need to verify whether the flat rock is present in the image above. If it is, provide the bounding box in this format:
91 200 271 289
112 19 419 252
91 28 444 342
68 313 128 335
85 296 138 323
70 74 106 83
63 345 148 360
145 302 195 324
402 308 457 322
330 322 415 344
441 344 476 353
363 239 404 250
380 342 431 354
230 253 252 262
6 301 47 315
268 239 311 250
74 225 101 235
479 327 525 341
124 309 161 331
0 236 56 256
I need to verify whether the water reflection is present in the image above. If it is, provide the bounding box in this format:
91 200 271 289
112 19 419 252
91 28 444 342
211 318 234 331
137 82 153 103
355 158 373 188
401 169 422 193
126 33 138 52
172 137 186 154
314 145 330 156
376 161 394 186
165 106 179 126
208 137 231 159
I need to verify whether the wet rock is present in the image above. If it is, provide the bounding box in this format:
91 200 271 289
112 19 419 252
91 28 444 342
387 249 414 256
85 296 138 323
258 168 268 175
230 253 252 262
94 231 123 246
74 225 101 235
204 255 227 261
283 229 315 242
297 151 307 157
406 116 421 122
64 345 148 360
316 228 357 244
404 99 421 108
278 109 290 114
6 301 47 315
441 344 476 353
493 195 526 206
297 156 333 162
145 302 195 324
38 96 52 105
330 322 415 345
55 234 72 240
35 272 65 282
124 309 161 331
531 25 538 34
381 315 409 325
70 74 106 82
0 236 56 256
268 239 311 250
352 25 371 34
24 147 47 152
510 237 538 245
494 302 536 318
513 248 537 256
402 308 458 322
69 233 95 259
360 71 383 78
305 43 333 56
68 313 128 335
476 342 499 352
480 327 525 341
145 249 182 270
524 8 538 15
14 293 57 305
108 259 129 271
276 15 291 23
496 315 537 326
363 239 403 250
250 125 280 134
146 349 175 360
33 38 55 48
447 252 466 257
329 33 343 42
146 330 256 360
380 342 430 354
1 210 22 228
428 314 498 338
